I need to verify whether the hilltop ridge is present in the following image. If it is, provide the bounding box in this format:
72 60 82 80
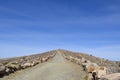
0 49 120 80
0 49 120 72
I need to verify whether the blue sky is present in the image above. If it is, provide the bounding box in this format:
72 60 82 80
0 0 120 61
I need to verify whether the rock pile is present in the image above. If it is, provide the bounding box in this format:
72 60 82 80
62 51 120 80
0 52 56 78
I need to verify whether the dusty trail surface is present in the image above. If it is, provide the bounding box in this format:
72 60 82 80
1 51 86 80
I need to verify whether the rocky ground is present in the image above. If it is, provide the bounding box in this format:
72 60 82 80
0 49 120 80
0 51 87 80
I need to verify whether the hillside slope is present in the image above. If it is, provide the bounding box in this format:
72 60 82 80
59 49 120 73
0 49 120 80
0 51 87 80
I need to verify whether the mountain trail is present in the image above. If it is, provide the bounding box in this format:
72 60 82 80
1 50 86 80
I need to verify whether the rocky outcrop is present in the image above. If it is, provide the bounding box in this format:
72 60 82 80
0 63 6 77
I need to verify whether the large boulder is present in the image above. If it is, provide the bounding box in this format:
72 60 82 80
6 62 21 71
0 64 6 77
98 67 107 78
82 61 99 73
31 60 39 66
20 62 32 69
41 57 48 63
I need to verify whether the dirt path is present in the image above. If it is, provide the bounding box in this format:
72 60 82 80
1 51 86 80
